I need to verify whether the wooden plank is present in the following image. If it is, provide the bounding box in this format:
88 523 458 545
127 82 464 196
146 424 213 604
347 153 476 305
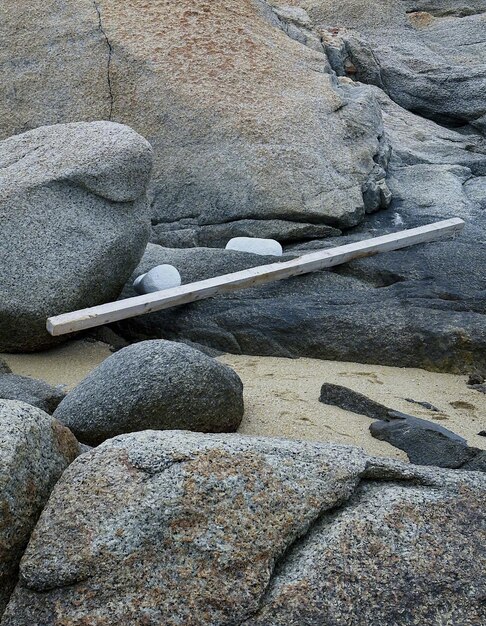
47 217 465 336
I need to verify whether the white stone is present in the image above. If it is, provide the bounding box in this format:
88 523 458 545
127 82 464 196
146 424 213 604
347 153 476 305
133 265 182 294
132 274 146 292
225 237 283 257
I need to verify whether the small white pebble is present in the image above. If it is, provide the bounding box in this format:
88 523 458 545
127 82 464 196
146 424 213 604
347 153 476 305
133 265 182 294
225 237 283 257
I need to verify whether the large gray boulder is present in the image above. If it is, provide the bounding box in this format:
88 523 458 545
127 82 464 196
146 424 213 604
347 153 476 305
53 340 244 445
0 400 79 617
0 121 153 352
0 374 65 414
0 0 390 246
1 432 484 625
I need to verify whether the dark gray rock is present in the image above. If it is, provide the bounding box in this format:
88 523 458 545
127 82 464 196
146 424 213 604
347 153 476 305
319 383 390 420
369 412 483 469
53 340 244 446
404 398 440 412
0 360 11 375
0 121 152 352
2 432 484 625
470 384 486 395
0 375 65 414
0 400 79 616
319 382 485 470
313 0 486 131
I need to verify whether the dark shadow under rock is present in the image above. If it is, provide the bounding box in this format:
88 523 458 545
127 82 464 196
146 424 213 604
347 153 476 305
0 359 11 374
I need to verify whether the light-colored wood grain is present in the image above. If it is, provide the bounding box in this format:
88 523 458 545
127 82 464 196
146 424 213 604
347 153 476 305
47 218 465 336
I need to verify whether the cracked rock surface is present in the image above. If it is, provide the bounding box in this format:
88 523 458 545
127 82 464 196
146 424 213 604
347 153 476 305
0 400 80 617
1 431 484 625
0 0 390 244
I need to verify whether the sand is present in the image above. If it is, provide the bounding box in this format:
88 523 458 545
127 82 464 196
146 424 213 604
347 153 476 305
219 354 486 460
2 340 485 461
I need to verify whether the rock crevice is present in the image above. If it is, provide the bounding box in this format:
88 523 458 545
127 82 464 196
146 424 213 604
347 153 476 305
93 1 114 120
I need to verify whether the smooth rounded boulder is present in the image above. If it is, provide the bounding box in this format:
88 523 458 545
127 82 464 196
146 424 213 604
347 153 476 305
2 432 484 625
53 340 244 445
0 121 153 352
0 400 79 616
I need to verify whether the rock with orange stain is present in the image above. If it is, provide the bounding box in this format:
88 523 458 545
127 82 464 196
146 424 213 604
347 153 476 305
0 0 391 246
2 431 485 625
0 400 80 617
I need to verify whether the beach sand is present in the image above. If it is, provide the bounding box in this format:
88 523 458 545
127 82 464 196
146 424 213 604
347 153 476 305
2 340 485 461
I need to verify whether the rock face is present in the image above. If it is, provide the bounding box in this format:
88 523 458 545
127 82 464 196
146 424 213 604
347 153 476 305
0 374 65 414
0 0 390 245
0 400 79 617
53 340 244 445
114 75 486 373
296 0 486 131
0 121 153 352
2 432 485 625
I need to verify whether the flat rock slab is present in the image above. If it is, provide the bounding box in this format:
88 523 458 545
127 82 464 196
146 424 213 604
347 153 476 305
1 432 485 625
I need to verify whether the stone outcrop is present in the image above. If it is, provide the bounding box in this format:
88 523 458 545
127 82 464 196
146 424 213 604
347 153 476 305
0 0 391 245
1 432 484 625
291 0 486 131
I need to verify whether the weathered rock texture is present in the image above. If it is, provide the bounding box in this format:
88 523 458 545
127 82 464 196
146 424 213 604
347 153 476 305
113 68 486 372
0 361 11 375
0 400 79 617
2 432 485 625
287 0 486 131
53 340 244 445
0 0 390 245
0 121 152 352
0 374 65 414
